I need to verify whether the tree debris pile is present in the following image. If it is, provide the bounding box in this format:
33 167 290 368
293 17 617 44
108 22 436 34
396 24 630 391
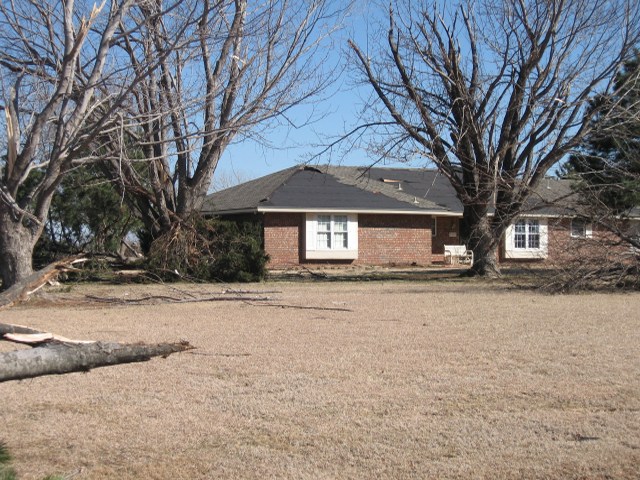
144 217 268 283
541 262 639 293
534 241 639 292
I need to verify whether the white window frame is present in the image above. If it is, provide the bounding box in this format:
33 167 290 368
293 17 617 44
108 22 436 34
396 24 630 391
570 218 592 238
504 218 548 259
305 213 358 260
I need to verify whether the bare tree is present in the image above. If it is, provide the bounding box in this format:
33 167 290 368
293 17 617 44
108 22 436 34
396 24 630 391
545 53 640 291
102 0 343 240
0 0 177 289
348 0 640 276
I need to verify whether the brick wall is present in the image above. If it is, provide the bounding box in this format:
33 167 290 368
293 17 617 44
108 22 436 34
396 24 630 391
356 214 432 266
263 212 303 266
432 217 461 256
498 217 630 265
263 212 636 268
263 212 433 267
545 218 632 265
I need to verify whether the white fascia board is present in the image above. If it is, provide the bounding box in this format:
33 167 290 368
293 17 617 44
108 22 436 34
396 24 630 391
257 206 461 216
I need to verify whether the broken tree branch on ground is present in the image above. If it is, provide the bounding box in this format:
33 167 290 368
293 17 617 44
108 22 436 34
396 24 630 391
84 294 273 304
0 256 87 309
0 322 194 383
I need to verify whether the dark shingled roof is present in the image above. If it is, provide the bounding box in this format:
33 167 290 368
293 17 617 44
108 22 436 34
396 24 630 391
521 177 578 215
263 168 435 211
349 166 462 211
201 166 299 213
202 165 452 214
203 164 637 218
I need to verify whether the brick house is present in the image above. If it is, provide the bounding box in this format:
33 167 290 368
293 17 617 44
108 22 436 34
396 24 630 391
202 165 639 267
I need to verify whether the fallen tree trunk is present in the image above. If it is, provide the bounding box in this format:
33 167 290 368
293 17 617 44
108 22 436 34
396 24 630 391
0 340 193 382
0 256 86 309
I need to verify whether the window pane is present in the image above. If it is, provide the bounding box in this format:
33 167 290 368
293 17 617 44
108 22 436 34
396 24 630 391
315 215 350 250
334 232 348 249
528 220 539 234
333 216 347 232
514 233 526 249
317 232 331 249
514 220 526 233
571 219 586 237
317 215 331 232
528 233 540 249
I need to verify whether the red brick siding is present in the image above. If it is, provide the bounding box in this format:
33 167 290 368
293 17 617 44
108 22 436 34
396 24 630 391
263 212 433 267
264 212 636 268
263 212 303 267
545 218 631 265
432 217 461 256
546 218 575 263
498 218 627 265
356 214 432 266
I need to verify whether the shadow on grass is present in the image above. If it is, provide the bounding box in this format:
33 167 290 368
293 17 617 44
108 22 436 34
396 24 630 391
265 266 569 295
266 266 540 284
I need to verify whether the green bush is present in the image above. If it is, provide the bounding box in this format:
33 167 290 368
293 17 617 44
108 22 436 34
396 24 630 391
210 220 268 282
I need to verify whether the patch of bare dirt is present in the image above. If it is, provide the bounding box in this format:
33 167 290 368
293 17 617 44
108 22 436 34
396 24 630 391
1 281 639 479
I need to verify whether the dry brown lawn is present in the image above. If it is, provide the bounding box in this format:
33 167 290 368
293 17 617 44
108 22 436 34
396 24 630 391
1 280 639 479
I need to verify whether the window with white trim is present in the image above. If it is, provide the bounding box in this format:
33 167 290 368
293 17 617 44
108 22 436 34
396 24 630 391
306 214 358 260
504 218 548 259
514 219 540 249
571 218 592 238
316 214 348 249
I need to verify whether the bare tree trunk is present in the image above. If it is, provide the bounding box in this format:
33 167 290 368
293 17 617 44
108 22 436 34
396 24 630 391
0 209 38 289
0 341 193 382
460 203 502 277
469 239 500 277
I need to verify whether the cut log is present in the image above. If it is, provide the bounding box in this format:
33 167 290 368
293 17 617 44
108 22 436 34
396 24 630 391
0 340 194 382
